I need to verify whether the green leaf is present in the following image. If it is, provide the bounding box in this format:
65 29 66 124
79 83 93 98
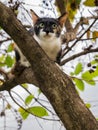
0 55 5 63
76 0 81 5
21 83 28 89
82 71 93 80
7 44 14 52
86 67 98 78
86 80 95 85
6 104 11 109
19 108 29 120
38 89 42 96
5 55 14 67
92 66 98 77
94 55 98 59
74 62 83 75
0 55 6 67
70 72 75 76
83 0 95 7
25 95 34 105
86 103 91 108
28 106 48 117
92 31 98 38
69 0 81 6
74 78 84 91
0 63 6 67
82 70 96 85
91 60 98 65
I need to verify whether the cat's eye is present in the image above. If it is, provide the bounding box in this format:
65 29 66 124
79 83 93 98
39 23 44 28
52 24 57 29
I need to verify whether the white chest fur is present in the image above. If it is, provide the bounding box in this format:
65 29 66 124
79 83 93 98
15 33 61 67
34 33 61 61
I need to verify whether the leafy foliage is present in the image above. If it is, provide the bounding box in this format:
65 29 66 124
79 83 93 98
0 43 15 68
86 103 91 108
73 78 84 91
19 106 48 119
82 71 96 85
71 61 98 91
92 31 98 40
28 106 48 117
19 108 29 120
25 95 34 105
7 43 14 52
74 62 83 75
83 0 95 7
5 55 14 67
0 55 5 67
66 0 81 20
21 83 29 89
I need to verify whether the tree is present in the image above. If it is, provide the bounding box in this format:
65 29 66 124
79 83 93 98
0 0 98 130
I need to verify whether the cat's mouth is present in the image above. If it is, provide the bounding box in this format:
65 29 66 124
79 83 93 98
40 31 54 40
43 33 53 38
44 34 51 38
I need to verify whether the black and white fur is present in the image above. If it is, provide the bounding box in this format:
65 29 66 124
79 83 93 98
15 10 68 67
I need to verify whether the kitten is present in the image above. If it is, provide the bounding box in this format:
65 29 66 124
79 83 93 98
15 10 68 67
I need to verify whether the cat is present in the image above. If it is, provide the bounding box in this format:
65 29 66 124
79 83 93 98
15 10 68 67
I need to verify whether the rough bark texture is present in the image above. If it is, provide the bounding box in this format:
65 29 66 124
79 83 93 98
56 0 73 31
0 2 98 130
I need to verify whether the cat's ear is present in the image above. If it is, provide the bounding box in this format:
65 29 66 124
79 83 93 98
30 9 39 24
58 13 68 27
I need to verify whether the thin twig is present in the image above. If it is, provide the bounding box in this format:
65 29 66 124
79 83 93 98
61 47 98 65
62 18 98 58
21 85 56 115
9 91 60 121
0 38 12 44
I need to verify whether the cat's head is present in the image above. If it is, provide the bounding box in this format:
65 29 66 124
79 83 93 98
30 10 68 41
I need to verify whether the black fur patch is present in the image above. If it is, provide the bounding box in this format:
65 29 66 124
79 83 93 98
56 49 62 64
34 18 61 37
15 49 20 62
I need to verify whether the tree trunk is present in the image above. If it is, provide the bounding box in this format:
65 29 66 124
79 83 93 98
0 2 98 130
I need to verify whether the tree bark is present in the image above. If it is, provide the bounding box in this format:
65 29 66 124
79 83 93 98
56 0 73 31
0 2 98 130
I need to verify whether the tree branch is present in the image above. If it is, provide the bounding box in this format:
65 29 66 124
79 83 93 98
61 47 98 65
56 0 73 32
62 18 97 57
56 0 98 43
0 67 39 91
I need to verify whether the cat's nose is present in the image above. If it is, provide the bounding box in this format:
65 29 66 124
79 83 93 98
43 28 50 34
46 31 49 35
43 27 53 34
